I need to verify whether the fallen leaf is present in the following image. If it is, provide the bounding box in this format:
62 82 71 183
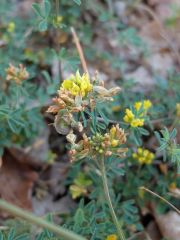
0 149 38 217
146 221 162 240
155 211 180 240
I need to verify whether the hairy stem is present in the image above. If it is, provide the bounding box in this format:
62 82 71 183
0 199 86 240
100 158 126 240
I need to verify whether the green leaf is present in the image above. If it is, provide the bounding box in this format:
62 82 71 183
41 70 52 84
74 208 85 226
138 127 149 136
157 143 168 152
32 3 44 18
0 231 4 240
15 234 30 240
81 111 87 127
39 19 48 32
97 121 106 130
73 0 81 5
170 128 177 139
44 0 51 17
97 107 109 125
8 229 15 240
154 131 161 143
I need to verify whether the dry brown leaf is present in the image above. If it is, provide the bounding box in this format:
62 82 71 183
146 221 162 240
155 211 180 240
159 163 168 175
0 149 38 217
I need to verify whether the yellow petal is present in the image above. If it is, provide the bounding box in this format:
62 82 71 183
62 79 73 90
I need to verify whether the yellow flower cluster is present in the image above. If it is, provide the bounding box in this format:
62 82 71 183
61 71 92 97
134 100 152 112
133 148 154 164
124 109 144 127
124 100 152 127
106 234 117 240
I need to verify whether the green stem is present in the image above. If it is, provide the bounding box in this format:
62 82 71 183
0 199 86 240
100 158 126 240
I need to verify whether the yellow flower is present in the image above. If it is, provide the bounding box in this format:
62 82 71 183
124 108 144 127
125 109 134 119
123 100 152 127
106 234 117 240
123 109 135 123
134 102 142 111
110 126 116 138
131 118 144 127
111 139 119 147
144 100 152 110
61 71 92 97
133 148 154 164
62 79 73 89
7 22 15 33
134 100 152 111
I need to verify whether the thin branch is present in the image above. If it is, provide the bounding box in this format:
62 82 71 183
139 186 180 215
0 199 87 240
70 27 89 74
100 157 126 240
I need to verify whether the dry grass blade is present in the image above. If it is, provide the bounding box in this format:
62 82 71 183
140 186 180 215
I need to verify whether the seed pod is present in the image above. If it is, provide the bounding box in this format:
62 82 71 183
54 114 71 135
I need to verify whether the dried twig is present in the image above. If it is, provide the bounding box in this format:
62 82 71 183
70 27 89 74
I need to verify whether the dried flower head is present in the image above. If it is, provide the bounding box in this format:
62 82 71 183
6 64 29 84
